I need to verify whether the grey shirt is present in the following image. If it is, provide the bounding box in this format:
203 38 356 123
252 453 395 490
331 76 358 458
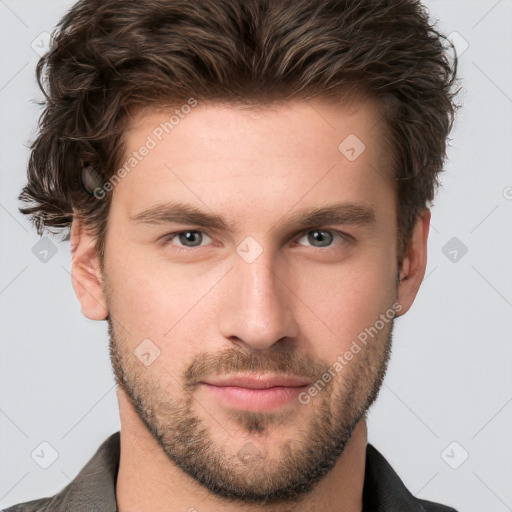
3 431 458 511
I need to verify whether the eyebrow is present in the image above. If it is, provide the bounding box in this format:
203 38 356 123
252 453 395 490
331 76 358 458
129 201 376 232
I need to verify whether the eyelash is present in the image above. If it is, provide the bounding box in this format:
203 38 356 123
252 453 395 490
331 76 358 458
159 228 351 253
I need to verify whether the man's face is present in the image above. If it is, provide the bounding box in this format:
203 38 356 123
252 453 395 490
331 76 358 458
98 98 400 504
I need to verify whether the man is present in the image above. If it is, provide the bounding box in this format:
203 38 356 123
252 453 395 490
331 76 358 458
6 0 461 510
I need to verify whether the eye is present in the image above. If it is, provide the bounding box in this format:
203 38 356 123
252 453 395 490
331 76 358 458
295 229 348 248
159 228 350 252
161 230 212 249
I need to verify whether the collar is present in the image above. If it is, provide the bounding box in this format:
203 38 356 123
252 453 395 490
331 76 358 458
10 431 450 511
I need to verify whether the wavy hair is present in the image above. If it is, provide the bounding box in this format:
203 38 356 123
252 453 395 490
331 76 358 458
19 0 461 265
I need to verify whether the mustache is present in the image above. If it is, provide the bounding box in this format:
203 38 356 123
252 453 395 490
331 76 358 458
183 348 331 388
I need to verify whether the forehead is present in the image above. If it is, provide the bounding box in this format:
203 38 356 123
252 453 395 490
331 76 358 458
113 97 394 221
123 97 386 160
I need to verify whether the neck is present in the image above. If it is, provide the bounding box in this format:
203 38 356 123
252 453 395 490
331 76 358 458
115 387 367 512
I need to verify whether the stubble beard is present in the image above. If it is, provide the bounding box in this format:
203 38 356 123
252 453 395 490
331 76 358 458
107 311 393 506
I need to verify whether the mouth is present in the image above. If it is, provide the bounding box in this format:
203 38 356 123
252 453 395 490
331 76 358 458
198 373 311 411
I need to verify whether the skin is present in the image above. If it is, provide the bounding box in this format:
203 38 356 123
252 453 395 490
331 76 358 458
70 97 430 512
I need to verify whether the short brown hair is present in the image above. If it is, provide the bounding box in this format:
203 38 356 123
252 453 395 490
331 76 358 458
19 0 460 266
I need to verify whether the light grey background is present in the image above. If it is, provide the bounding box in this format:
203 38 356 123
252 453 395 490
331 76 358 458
0 1 511 511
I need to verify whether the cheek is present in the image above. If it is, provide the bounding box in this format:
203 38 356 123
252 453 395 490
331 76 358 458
104 248 170 337
105 249 225 347
291 253 396 355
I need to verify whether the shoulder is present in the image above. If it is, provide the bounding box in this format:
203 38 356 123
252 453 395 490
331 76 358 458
2 496 56 511
364 443 459 512
418 500 457 512
418 498 459 511
2 431 120 512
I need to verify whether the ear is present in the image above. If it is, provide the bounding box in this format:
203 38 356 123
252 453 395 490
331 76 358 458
396 208 430 316
70 216 109 320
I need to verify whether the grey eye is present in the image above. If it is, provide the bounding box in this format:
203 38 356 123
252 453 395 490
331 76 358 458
177 230 204 247
305 230 334 247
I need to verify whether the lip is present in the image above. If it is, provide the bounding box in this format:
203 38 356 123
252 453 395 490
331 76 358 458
199 373 311 389
198 374 311 411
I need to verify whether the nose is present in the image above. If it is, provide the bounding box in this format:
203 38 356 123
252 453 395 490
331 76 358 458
218 250 299 350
